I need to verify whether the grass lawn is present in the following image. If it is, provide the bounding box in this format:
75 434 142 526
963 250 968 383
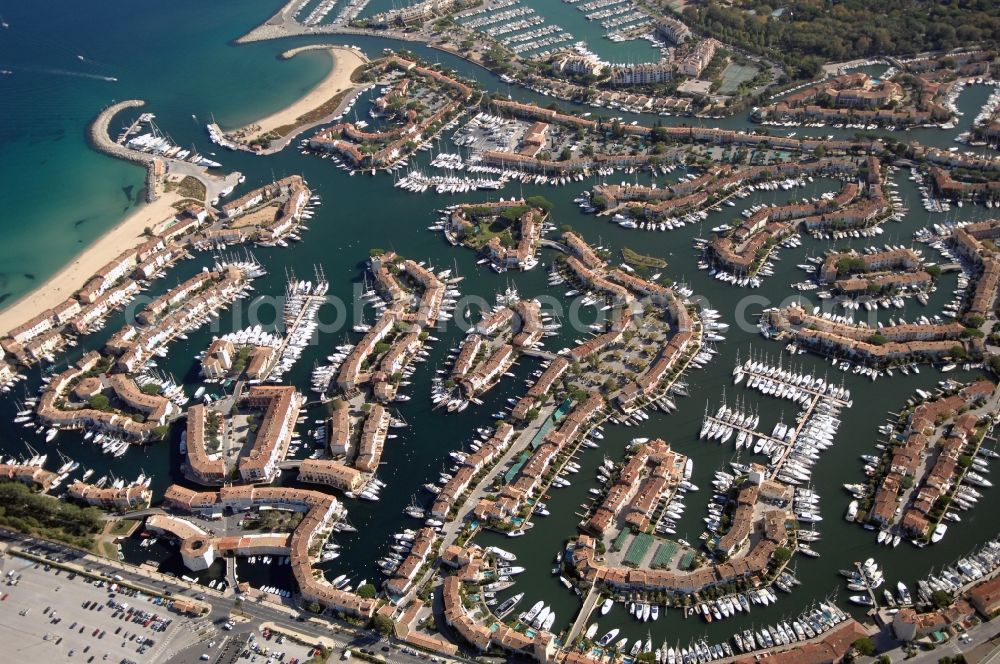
96 540 118 559
109 518 141 537
622 247 668 269
463 224 513 251
165 175 207 201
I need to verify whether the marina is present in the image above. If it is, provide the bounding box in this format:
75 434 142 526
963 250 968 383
455 0 577 60
0 3 999 662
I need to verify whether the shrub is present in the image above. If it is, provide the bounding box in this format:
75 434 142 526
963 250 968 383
853 637 875 657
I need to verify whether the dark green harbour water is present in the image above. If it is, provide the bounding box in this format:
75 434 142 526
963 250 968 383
0 0 998 649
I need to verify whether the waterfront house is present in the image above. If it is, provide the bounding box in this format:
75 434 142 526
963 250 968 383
238 386 302 483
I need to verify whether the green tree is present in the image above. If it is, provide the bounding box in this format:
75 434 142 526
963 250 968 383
0 481 104 547
853 637 876 657
371 614 395 636
525 196 554 213
835 257 866 275
358 583 377 599
868 334 889 346
88 394 110 411
773 547 792 563
930 590 953 609
794 56 824 80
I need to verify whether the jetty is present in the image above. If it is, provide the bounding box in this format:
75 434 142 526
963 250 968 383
89 100 160 203
89 98 242 207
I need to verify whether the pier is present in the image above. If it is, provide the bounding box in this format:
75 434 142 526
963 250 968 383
771 394 834 478
854 560 880 611
717 361 852 481
504 331 707 536
261 291 327 382
701 413 790 454
115 112 146 145
741 363 851 405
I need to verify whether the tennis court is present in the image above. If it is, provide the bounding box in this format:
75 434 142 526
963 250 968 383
718 63 759 95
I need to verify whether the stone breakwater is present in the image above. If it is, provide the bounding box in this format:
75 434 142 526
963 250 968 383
280 44 345 60
235 20 428 45
88 99 160 203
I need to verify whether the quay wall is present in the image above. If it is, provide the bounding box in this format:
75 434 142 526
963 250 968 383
87 99 160 203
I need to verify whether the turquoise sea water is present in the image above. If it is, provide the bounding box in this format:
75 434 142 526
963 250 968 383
0 0 999 652
0 0 329 306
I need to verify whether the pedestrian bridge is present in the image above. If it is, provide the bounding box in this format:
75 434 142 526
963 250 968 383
116 507 167 520
539 239 568 253
521 348 558 361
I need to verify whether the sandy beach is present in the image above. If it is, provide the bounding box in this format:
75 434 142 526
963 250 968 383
230 46 368 143
0 191 184 336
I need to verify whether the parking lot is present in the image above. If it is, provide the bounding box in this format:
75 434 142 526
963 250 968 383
243 626 323 664
0 554 206 663
170 624 326 664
